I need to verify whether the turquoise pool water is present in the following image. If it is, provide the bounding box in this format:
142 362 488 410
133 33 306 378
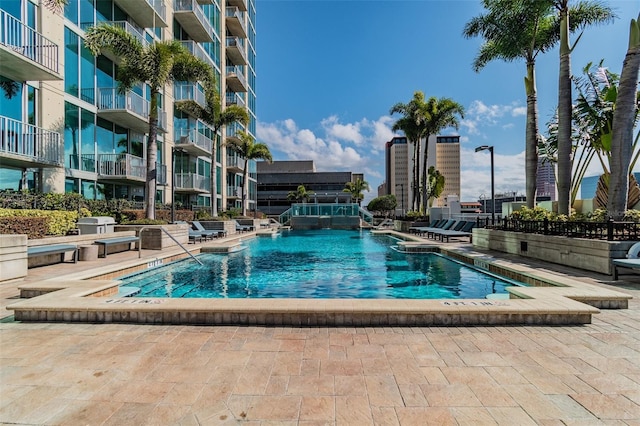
122 230 523 299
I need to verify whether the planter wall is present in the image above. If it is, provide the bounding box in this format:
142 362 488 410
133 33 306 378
473 228 634 275
0 234 27 282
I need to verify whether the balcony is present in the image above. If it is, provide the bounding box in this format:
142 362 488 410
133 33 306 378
174 83 206 109
227 185 240 198
156 163 167 186
113 0 167 28
226 0 247 12
97 153 146 183
96 88 150 134
227 154 243 173
89 21 148 62
174 173 210 193
226 65 247 92
0 9 61 81
225 7 247 39
174 127 213 157
69 154 96 172
174 0 214 43
225 36 247 66
0 115 63 168
225 121 245 142
179 40 218 71
225 92 245 107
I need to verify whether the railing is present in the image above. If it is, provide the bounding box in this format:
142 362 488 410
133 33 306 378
0 9 59 74
225 92 245 107
225 121 245 139
174 173 210 191
138 226 202 265
146 0 167 24
156 163 167 185
97 87 150 118
103 21 148 46
225 36 247 62
482 217 640 241
174 0 213 36
0 115 63 166
179 40 218 70
97 153 145 179
175 127 213 154
226 65 247 89
227 154 243 169
225 7 247 35
69 153 96 172
174 83 206 107
227 185 241 197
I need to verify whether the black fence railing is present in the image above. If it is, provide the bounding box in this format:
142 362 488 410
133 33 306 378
476 217 640 241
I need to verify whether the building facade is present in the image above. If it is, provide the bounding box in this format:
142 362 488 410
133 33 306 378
536 158 556 201
0 0 257 215
257 161 364 216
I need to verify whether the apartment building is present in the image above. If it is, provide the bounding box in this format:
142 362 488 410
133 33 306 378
0 0 257 214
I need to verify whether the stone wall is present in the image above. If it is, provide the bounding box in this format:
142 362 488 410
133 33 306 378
0 234 27 282
472 228 634 275
114 224 188 249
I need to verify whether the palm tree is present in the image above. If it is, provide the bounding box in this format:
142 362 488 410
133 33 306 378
464 0 559 209
552 0 615 215
287 185 314 203
175 80 249 217
426 166 445 208
608 13 640 220
43 0 66 13
225 130 272 216
390 92 426 211
85 23 213 219
343 178 370 206
418 97 464 212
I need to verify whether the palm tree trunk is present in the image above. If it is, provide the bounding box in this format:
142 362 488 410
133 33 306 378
556 2 572 215
608 22 640 219
145 93 159 220
421 135 429 212
413 139 420 211
242 159 249 216
525 61 539 209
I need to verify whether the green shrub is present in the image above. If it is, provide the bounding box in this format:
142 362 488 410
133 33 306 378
0 208 78 236
0 216 48 239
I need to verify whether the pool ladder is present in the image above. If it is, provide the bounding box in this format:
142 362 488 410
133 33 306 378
137 226 203 265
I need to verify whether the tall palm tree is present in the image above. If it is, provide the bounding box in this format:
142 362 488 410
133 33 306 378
552 0 615 215
175 80 249 217
608 13 640 220
390 92 426 211
225 131 272 216
464 0 559 209
418 97 464 212
343 178 370 206
85 24 213 219
426 166 445 208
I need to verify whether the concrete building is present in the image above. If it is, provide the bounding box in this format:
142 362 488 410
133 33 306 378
434 135 461 207
256 161 364 216
0 0 257 214
537 158 556 201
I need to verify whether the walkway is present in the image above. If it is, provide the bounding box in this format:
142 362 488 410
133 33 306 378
1 238 639 424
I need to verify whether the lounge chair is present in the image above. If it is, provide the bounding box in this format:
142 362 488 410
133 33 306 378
234 220 253 233
434 221 477 242
192 221 221 239
612 242 640 280
414 219 456 237
410 219 443 235
428 220 467 239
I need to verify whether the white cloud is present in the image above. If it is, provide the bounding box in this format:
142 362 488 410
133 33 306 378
511 106 526 117
460 147 526 200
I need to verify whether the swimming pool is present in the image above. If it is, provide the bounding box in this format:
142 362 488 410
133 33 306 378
121 229 524 299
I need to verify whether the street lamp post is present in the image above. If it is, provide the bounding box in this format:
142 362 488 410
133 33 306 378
395 183 404 217
475 145 495 224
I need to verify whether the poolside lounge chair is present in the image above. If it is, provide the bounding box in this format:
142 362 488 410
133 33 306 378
414 219 456 237
428 220 467 239
410 219 443 235
612 242 640 280
234 220 253 233
433 221 477 242
192 221 221 239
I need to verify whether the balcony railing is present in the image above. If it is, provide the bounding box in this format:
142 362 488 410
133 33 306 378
175 173 210 192
227 185 241 198
97 153 146 180
104 21 148 46
69 153 96 172
97 87 150 118
225 36 247 65
227 154 243 171
225 92 245 107
0 9 59 77
173 0 214 42
156 163 167 185
174 83 206 108
179 40 218 71
225 121 245 140
226 65 247 92
225 7 247 39
113 0 167 28
0 115 63 166
175 127 213 155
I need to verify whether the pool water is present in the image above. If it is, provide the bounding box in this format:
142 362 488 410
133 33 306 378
122 229 523 299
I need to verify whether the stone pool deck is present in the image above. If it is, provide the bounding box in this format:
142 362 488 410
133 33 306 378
1 232 640 423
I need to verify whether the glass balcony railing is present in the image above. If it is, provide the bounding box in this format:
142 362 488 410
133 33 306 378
225 6 247 38
173 0 213 42
97 87 150 118
227 185 241 197
175 173 210 192
156 163 167 185
97 153 146 180
174 83 206 108
225 92 246 107
226 65 247 91
104 21 148 46
0 115 63 166
179 40 218 70
174 127 213 154
0 9 59 76
227 154 243 170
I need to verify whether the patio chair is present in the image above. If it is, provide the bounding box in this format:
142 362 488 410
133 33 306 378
409 219 443 235
428 220 467 240
191 221 219 240
414 219 455 237
434 221 477 242
234 220 253 233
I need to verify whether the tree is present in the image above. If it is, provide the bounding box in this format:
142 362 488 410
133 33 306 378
225 130 272 216
343 178 370 206
418 98 464 212
608 13 640 219
85 23 213 219
175 79 249 217
553 0 615 214
426 166 446 207
464 0 561 209
43 0 67 13
367 195 397 217
390 92 425 211
287 185 314 203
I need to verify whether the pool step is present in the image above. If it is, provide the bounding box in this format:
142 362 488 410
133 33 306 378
117 286 141 297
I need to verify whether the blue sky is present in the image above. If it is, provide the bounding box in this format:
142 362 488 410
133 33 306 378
254 0 639 205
